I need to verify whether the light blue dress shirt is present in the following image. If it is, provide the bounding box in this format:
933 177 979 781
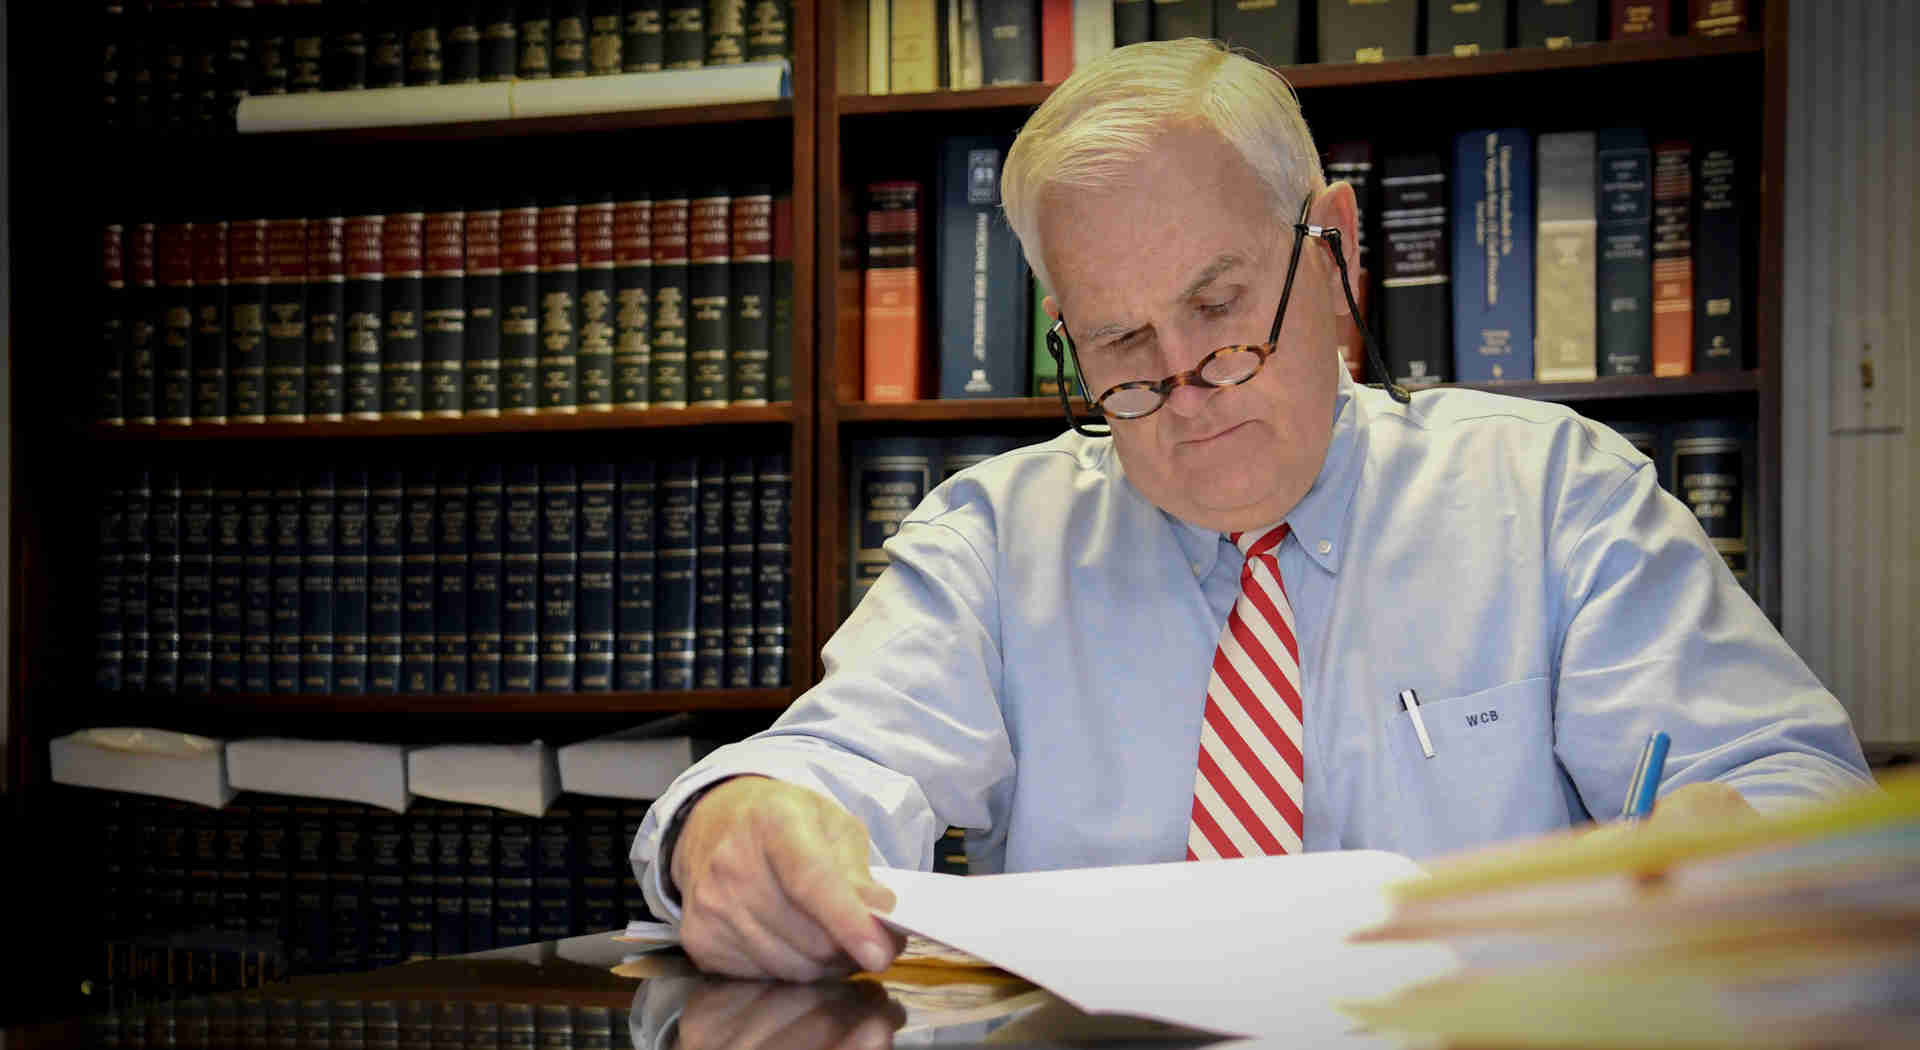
634 370 1871 920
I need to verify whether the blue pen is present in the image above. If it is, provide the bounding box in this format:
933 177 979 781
1619 731 1671 822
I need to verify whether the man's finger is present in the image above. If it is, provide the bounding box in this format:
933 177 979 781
766 837 898 973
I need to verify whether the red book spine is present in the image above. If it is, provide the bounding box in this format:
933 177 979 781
862 180 926 402
1041 0 1073 83
1651 140 1694 377
190 219 230 425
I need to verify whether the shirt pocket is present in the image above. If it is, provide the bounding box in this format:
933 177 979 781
1385 676 1568 857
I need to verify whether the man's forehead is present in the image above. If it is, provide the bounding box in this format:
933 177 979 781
1061 251 1252 339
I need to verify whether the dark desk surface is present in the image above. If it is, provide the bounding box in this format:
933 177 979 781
7 933 1228 1049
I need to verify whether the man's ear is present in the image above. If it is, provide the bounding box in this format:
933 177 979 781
1042 294 1061 323
1310 183 1361 318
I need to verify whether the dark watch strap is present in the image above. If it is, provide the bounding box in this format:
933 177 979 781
657 777 735 906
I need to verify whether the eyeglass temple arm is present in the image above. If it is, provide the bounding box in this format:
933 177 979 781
1048 320 1111 438
1301 221 1412 405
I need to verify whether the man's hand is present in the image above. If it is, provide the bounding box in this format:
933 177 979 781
675 979 906 1050
1639 781 1760 830
670 776 906 981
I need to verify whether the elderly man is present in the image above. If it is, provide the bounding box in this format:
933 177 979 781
631 39 1871 981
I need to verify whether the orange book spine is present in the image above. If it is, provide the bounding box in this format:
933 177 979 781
1651 140 1693 377
862 181 926 401
1041 0 1073 83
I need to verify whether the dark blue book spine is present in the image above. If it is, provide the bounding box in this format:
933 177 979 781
191 220 230 425
328 805 368 971
694 456 726 688
654 455 698 690
126 223 159 423
188 801 224 929
345 213 386 420
149 469 183 694
301 468 337 694
753 452 790 687
936 137 1028 397
179 472 216 693
724 453 757 687
534 803 576 940
242 480 273 693
500 201 542 414
334 467 371 694
97 481 127 693
424 207 469 418
538 197 582 415
540 462 580 692
577 463 617 691
157 222 196 425
577 191 617 411
504 462 542 693
403 468 439 694
289 804 332 973
469 462 506 693
307 213 348 420
433 807 467 957
465 808 497 952
271 474 304 694
435 465 471 693
403 806 438 960
1451 128 1535 382
1693 142 1743 371
614 195 654 408
369 468 407 694
493 816 535 947
1671 418 1753 594
849 438 937 612
649 189 691 407
616 460 657 691
218 800 254 934
1597 127 1653 376
465 204 504 415
687 188 732 406
100 224 128 426
577 805 620 933
252 801 293 946
228 219 271 422
121 470 152 693
728 188 773 405
366 812 407 968
383 209 427 419
265 216 309 422
212 481 245 692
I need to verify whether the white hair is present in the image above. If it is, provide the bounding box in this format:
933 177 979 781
1001 39 1325 293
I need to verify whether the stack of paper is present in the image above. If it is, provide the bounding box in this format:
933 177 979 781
1343 770 1920 1049
49 728 234 809
225 738 411 813
407 741 559 817
557 715 722 800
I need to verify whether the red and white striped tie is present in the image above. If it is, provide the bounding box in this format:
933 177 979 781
1187 522 1306 859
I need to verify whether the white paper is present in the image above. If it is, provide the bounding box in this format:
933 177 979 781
508 62 790 119
226 738 411 812
236 81 512 133
871 851 1457 1041
558 715 716 800
50 728 234 809
407 741 559 816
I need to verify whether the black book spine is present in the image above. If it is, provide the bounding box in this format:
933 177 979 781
577 191 617 411
433 807 467 956
504 463 542 692
500 201 542 414
745 0 787 58
481 0 520 81
533 803 575 939
329 805 368 971
706 0 746 63
290 0 327 93
654 455 698 690
728 188 772 405
368 5 406 87
252 801 292 947
723 453 756 687
613 194 654 408
128 221 159 425
101 6 128 132
663 0 703 68
538 197 582 414
265 216 309 422
191 219 230 425
383 210 428 418
445 0 484 82
540 462 580 692
469 463 506 693
242 479 273 693
306 212 348 420
424 207 469 417
770 195 793 401
1516 0 1601 48
158 10 192 130
577 462 617 691
1424 0 1508 55
403 467 439 694
1597 127 1654 376
980 0 1039 83
1317 0 1418 62
465 204 504 415
369 467 406 694
493 816 535 946
1213 0 1300 65
436 465 471 693
616 459 657 690
327 0 369 89
253 1 290 99
577 805 620 932
228 217 270 422
694 456 726 687
519 0 554 77
148 468 182 695
1379 150 1451 385
408 2 448 84
403 806 438 960
344 212 387 420
271 474 304 694
552 0 590 74
464 808 497 952
180 472 216 694
288 803 331 974
128 7 158 131
97 480 127 693
100 223 128 426
752 450 789 686
687 189 732 406
589 0 625 73
334 467 371 694
1114 0 1150 45
300 467 336 694
1150 0 1212 40
188 802 223 930
649 189 691 407
218 800 254 934
122 469 151 694
187 5 227 133
366 812 408 968
213 480 246 692
1693 142 1743 371
623 0 664 70
156 221 196 425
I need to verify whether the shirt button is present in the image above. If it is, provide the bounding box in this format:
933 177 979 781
1316 539 1333 555
1193 562 1205 575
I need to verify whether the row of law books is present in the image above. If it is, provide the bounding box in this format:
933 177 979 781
81 788 661 977
846 432 1037 607
1584 415 1754 594
856 0 1749 95
97 189 795 428
101 0 794 135
91 999 626 1050
94 454 793 697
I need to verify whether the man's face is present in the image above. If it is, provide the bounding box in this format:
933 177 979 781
1039 124 1347 534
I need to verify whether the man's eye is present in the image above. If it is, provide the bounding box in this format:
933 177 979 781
1197 300 1235 317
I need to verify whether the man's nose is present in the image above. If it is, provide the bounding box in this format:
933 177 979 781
1157 329 1219 418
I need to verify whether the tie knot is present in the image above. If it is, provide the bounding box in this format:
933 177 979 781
1231 522 1291 560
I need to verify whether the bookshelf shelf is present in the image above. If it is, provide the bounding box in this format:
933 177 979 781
92 688 794 717
241 99 795 144
89 404 796 442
